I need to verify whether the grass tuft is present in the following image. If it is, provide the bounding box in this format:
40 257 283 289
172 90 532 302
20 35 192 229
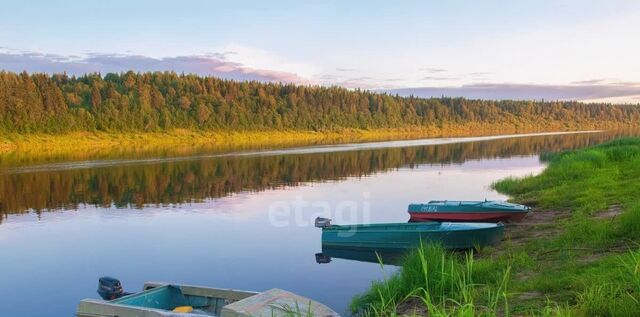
619 203 640 239
351 243 511 316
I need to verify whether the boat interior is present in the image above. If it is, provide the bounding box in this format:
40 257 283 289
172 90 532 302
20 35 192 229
110 284 235 315
77 282 339 317
77 282 257 317
328 221 500 232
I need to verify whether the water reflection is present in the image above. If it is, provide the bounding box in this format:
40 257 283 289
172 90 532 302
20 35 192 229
0 130 636 221
316 247 406 265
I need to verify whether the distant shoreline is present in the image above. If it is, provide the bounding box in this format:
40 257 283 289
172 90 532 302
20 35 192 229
0 125 616 156
0 130 605 174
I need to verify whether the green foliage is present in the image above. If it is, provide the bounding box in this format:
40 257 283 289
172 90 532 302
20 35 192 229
536 300 573 317
0 71 639 134
351 244 510 316
560 214 615 248
572 249 640 317
619 203 640 239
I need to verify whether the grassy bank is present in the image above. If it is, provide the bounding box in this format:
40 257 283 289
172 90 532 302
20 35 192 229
352 138 640 316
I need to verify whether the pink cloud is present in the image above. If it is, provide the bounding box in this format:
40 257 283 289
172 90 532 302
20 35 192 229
0 50 307 84
387 82 640 102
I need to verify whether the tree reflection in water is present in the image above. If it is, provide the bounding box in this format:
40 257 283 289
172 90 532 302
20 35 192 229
0 130 637 220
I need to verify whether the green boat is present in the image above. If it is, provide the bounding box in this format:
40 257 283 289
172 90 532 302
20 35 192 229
77 279 339 317
315 217 504 251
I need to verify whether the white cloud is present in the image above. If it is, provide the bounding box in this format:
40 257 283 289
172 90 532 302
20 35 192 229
408 12 640 87
217 43 320 82
303 11 640 90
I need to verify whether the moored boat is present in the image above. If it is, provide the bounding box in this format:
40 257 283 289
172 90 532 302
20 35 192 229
77 278 339 317
315 217 504 251
408 200 530 223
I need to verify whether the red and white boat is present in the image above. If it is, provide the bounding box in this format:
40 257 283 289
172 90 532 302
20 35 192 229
408 200 530 223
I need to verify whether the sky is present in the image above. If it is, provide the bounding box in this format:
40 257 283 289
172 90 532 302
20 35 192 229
1 0 640 103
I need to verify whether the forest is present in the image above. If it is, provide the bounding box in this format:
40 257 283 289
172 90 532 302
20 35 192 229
1 71 639 134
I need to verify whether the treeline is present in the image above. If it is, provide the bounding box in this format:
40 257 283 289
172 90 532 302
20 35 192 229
0 131 632 217
0 71 639 133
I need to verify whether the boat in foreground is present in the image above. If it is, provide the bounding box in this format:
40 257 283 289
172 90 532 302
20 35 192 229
408 200 530 223
316 217 504 251
77 278 339 317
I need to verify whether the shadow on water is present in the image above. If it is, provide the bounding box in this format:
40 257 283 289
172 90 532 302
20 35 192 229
0 130 638 222
316 247 406 266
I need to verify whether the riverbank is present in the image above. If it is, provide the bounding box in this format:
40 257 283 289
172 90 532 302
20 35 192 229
0 124 623 163
0 126 563 154
0 128 435 166
351 138 640 316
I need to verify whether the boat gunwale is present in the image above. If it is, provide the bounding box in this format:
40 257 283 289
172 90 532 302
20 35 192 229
323 222 504 233
407 210 530 214
412 200 530 212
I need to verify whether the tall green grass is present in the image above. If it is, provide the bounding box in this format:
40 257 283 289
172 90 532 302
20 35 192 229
570 248 640 317
351 244 511 316
619 203 640 239
273 301 315 317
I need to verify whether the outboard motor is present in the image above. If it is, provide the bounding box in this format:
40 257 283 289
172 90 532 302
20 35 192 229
314 217 332 228
315 252 332 264
97 276 130 300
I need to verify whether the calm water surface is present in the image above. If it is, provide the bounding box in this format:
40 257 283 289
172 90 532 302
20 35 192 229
0 130 635 316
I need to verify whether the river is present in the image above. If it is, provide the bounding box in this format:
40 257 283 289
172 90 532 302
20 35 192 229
0 130 635 316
